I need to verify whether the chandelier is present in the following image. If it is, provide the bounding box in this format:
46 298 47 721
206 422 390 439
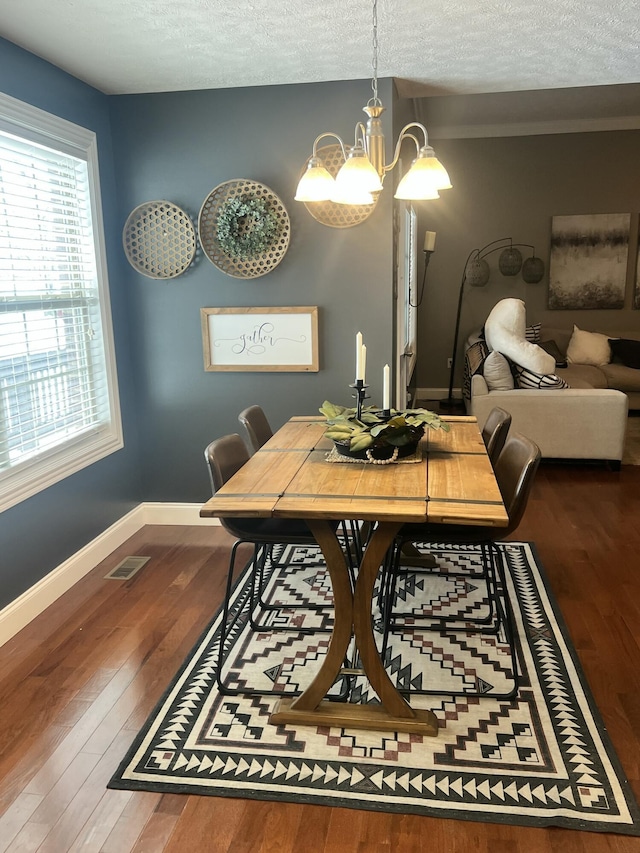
294 0 452 206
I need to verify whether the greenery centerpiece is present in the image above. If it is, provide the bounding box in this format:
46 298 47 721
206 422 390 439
320 400 450 462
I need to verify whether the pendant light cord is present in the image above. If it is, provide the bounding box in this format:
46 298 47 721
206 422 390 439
370 0 381 105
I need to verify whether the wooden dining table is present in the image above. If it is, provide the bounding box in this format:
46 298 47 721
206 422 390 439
200 414 508 737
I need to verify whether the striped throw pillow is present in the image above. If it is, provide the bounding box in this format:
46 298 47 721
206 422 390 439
525 323 542 343
515 365 570 390
463 340 489 402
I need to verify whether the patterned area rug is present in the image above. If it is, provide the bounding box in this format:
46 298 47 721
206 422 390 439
109 542 640 835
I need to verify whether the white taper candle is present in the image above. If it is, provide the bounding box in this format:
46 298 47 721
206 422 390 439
383 363 390 410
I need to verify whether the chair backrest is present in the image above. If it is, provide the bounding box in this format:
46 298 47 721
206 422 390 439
482 406 512 465
204 433 313 544
494 431 541 534
204 433 250 495
238 405 273 455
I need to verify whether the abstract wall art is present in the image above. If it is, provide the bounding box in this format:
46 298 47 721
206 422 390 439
548 213 630 310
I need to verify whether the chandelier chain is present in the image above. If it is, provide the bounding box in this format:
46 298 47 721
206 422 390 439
371 0 379 104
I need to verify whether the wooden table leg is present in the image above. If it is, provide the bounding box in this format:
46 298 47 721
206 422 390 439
269 520 438 736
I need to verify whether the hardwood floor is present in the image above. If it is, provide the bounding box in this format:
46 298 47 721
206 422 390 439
1 464 640 851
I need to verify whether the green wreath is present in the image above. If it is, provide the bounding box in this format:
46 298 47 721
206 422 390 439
215 195 281 259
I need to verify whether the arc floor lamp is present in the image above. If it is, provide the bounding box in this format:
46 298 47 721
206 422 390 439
442 238 545 411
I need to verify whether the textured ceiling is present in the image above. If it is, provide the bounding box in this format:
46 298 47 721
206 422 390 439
1 0 639 98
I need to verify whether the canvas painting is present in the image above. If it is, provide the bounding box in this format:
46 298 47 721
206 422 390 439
548 213 630 310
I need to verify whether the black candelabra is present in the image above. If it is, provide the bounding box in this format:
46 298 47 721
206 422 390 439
350 379 369 421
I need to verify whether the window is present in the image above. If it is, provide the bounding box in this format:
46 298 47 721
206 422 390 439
0 93 122 513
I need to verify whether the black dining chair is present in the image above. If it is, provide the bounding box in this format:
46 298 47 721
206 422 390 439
378 430 541 699
238 404 273 455
238 404 363 570
205 433 340 696
481 406 512 466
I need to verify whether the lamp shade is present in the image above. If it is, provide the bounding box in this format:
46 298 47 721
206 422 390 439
522 255 545 283
330 186 375 205
466 257 490 287
498 246 523 276
394 147 451 200
334 146 383 195
294 158 335 202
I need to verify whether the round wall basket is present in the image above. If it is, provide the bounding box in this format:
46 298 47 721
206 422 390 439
302 143 380 229
123 200 197 279
198 179 290 279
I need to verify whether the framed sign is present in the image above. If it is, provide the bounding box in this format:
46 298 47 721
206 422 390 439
201 306 319 372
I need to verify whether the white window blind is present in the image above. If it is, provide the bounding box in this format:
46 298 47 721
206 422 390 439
0 94 122 513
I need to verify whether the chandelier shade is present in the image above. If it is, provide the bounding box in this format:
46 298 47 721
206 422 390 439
394 146 453 200
294 157 337 202
334 145 383 196
330 185 375 206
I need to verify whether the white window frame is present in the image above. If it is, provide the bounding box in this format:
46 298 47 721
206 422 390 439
0 92 123 513
394 204 417 409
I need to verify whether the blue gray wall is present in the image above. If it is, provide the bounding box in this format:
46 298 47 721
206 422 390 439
0 40 397 607
109 79 396 502
0 38 142 607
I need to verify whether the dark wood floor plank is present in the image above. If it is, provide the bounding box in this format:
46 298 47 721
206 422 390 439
0 468 639 851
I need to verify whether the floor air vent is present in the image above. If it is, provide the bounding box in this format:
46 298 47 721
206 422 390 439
105 556 150 580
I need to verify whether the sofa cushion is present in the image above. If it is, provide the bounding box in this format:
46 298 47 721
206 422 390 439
484 298 555 374
515 366 570 390
600 363 640 394
558 363 608 389
566 325 611 366
609 337 640 369
483 351 515 390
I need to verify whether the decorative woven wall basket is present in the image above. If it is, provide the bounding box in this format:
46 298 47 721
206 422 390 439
302 143 380 228
198 179 290 279
123 200 197 279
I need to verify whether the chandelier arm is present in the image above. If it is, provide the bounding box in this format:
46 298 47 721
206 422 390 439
379 122 429 174
382 131 421 175
354 122 368 148
311 132 348 160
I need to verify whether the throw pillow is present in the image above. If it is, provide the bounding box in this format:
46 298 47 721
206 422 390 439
483 351 515 391
539 339 568 368
566 325 611 366
609 338 640 369
515 366 570 390
463 339 490 402
484 298 555 375
525 323 542 343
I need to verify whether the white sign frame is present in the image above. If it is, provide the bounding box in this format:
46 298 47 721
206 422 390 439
201 306 319 372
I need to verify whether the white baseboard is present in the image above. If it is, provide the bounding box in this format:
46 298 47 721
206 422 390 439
0 502 217 649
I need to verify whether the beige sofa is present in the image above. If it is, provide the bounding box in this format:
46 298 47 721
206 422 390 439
466 325 637 466
538 327 640 409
